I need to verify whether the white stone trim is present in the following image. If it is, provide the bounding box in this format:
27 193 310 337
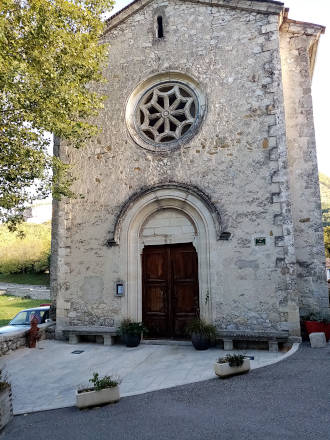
118 187 218 323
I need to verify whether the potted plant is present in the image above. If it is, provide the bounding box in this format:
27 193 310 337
120 319 147 347
0 369 13 431
214 354 250 378
185 318 217 350
76 372 121 409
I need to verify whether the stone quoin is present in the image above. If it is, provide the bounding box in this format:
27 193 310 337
51 0 329 341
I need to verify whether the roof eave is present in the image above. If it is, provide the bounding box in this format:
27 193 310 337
104 0 285 35
280 15 326 79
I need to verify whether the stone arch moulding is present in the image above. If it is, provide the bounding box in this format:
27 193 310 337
109 183 222 323
106 183 222 246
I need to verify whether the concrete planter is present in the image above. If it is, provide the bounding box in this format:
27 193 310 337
76 386 120 409
0 385 13 431
214 358 250 378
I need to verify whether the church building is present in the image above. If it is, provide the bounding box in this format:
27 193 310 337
51 0 329 340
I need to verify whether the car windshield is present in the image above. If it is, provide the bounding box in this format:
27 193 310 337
10 310 47 325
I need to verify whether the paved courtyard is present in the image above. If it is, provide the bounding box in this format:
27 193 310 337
0 339 297 414
1 343 329 440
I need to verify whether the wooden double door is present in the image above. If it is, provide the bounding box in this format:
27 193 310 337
142 243 199 338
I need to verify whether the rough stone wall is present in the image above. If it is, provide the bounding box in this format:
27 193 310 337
4 287 50 300
52 0 303 335
0 386 13 431
280 20 329 317
0 324 55 357
51 136 73 326
0 332 26 357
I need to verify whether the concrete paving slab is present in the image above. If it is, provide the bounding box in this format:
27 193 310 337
0 340 299 414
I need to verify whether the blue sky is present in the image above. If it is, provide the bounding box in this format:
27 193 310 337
109 0 330 176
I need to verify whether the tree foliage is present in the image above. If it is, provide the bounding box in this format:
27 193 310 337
0 0 113 229
320 173 330 227
324 226 330 259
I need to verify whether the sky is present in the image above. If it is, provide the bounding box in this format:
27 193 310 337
110 0 330 176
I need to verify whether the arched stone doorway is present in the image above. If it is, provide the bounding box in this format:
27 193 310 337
114 184 221 328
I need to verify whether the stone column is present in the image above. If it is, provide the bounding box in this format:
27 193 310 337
280 19 329 317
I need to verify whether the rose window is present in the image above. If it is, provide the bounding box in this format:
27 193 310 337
136 82 198 145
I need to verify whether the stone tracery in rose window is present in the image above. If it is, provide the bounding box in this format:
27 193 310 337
137 83 198 144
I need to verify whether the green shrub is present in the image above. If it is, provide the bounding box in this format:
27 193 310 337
185 318 217 338
217 354 245 367
0 222 51 274
89 373 120 391
324 226 330 258
119 319 147 336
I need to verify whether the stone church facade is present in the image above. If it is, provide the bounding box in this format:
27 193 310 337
51 0 329 339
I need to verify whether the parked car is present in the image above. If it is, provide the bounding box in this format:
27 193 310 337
0 306 50 335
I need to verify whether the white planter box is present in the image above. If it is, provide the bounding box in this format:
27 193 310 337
214 358 250 378
76 386 120 409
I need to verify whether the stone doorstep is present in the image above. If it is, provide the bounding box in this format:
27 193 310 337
141 339 191 346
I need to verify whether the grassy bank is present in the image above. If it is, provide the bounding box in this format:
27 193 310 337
0 272 50 286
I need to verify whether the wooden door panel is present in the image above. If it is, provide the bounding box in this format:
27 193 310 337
144 251 167 281
174 316 191 338
171 245 199 337
142 246 170 338
143 312 169 338
174 284 197 313
142 243 199 339
145 286 167 313
172 250 195 280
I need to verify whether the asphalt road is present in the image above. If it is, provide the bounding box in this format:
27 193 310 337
1 343 329 440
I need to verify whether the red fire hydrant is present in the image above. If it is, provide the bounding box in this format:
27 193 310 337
28 316 40 348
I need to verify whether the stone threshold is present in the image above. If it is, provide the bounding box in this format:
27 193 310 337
141 339 191 346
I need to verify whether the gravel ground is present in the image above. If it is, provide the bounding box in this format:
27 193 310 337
1 343 329 440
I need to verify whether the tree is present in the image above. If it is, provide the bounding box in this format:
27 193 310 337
0 0 113 229
324 226 330 258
